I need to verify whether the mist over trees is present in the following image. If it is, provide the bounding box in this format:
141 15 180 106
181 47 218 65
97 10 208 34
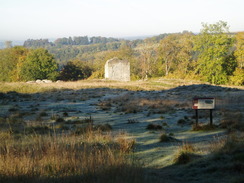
0 21 243 85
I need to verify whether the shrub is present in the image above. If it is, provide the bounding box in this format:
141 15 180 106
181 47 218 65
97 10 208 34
162 122 168 127
74 126 92 135
230 68 244 86
58 61 92 81
63 112 69 117
56 117 65 123
94 124 112 132
116 138 136 153
146 123 163 130
39 111 48 117
173 143 198 164
192 123 217 131
177 119 187 125
159 133 171 142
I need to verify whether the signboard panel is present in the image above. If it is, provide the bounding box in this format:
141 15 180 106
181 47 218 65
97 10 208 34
192 98 215 109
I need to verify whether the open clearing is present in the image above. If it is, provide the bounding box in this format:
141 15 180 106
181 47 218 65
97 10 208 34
0 79 244 183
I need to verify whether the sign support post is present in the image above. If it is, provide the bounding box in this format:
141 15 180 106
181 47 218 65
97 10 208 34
195 109 198 126
192 98 215 126
210 109 213 126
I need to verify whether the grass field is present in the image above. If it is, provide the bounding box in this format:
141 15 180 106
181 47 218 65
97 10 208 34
0 78 243 183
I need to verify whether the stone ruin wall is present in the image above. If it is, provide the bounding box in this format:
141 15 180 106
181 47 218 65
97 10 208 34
104 58 130 81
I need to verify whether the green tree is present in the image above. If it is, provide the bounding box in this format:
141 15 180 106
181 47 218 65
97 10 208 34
10 46 29 81
230 68 244 85
0 46 28 81
230 32 244 85
194 21 236 84
71 60 93 79
234 32 244 68
158 34 180 76
175 32 195 77
20 48 58 81
135 44 158 79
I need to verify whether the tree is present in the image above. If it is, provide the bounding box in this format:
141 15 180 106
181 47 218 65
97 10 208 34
158 34 180 76
72 60 93 79
136 44 158 79
230 32 244 85
194 21 236 84
23 39 53 48
0 46 28 81
175 32 194 77
234 32 244 68
58 61 92 81
10 46 29 81
20 48 58 81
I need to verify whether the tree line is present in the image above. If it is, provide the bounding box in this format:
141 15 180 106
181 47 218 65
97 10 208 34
0 21 243 85
22 34 168 64
23 36 121 48
0 47 92 82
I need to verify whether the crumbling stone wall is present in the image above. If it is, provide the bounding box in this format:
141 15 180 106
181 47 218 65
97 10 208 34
104 58 130 81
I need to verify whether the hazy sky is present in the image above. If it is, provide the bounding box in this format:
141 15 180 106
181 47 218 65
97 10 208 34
0 0 243 40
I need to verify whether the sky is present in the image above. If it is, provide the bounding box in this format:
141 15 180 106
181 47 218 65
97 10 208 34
0 0 244 41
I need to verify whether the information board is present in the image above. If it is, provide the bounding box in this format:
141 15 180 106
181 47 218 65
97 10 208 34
192 98 215 109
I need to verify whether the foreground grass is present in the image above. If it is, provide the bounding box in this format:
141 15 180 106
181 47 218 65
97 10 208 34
0 130 144 183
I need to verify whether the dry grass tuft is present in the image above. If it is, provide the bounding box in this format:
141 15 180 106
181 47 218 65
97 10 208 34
159 133 175 142
220 110 244 131
0 130 142 183
192 123 217 131
173 143 199 164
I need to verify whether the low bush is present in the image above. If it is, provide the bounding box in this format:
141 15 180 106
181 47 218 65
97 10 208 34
55 117 65 123
192 123 217 131
146 123 163 130
94 124 112 132
159 133 172 142
177 119 187 125
173 143 199 164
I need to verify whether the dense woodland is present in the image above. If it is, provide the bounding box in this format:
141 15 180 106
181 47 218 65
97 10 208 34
0 21 243 85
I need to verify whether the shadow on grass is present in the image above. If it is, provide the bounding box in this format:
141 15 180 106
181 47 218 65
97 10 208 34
0 165 145 183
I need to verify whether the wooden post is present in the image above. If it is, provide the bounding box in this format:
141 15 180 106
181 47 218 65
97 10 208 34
210 109 213 126
195 109 198 126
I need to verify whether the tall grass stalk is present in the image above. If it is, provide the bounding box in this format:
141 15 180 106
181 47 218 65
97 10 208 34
0 131 143 183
